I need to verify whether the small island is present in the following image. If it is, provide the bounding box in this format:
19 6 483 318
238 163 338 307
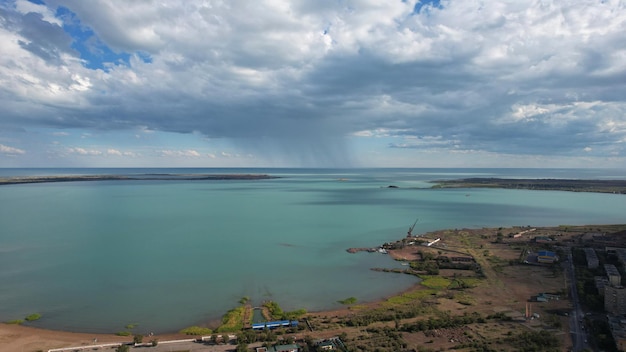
431 177 626 194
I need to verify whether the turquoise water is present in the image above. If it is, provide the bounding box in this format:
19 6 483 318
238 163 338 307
1 168 625 333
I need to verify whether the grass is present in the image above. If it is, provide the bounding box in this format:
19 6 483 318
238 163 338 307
24 313 41 321
5 319 24 325
179 326 212 335
115 331 132 336
384 289 437 306
419 276 452 290
338 297 357 305
263 301 284 319
456 293 476 306
217 306 246 332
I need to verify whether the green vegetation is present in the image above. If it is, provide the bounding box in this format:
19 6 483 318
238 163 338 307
284 308 307 320
133 334 143 344
503 330 560 352
24 313 41 321
217 306 246 332
115 331 132 336
337 297 358 305
239 296 250 305
258 300 306 321
124 323 138 329
263 301 284 319
5 319 24 325
179 326 212 335
419 275 451 289
384 289 436 306
410 257 439 275
115 345 129 352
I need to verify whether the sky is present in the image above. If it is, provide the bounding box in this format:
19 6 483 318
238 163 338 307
1 0 625 168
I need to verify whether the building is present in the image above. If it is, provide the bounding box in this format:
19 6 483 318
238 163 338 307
606 264 622 286
269 344 300 352
605 285 626 315
584 247 599 269
252 320 298 330
532 236 553 243
616 248 626 271
537 250 558 264
607 315 626 351
595 276 610 296
317 341 337 350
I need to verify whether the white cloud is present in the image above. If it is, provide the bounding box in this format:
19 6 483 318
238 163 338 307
0 143 26 155
14 0 63 26
1 0 626 167
67 147 102 155
159 149 201 157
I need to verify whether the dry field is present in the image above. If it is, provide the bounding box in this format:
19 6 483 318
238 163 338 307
305 225 598 351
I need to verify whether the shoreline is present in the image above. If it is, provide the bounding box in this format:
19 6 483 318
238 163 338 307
6 222 626 351
431 177 626 194
0 174 279 185
1 284 428 352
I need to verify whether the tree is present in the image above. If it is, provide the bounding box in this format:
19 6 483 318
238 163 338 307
133 334 143 344
236 342 249 352
115 344 129 352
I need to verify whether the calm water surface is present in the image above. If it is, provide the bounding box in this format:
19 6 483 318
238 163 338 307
0 168 625 333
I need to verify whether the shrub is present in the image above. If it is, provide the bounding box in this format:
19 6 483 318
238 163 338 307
133 334 143 344
338 297 358 305
217 306 246 332
180 326 213 335
25 313 41 321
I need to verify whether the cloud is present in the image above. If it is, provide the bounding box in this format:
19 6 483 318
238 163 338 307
159 149 202 158
0 143 26 155
1 0 626 167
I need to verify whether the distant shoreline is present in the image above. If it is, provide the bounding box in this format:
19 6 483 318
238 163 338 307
0 174 279 185
431 177 626 194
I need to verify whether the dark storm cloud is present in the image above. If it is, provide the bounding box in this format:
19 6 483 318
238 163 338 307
17 12 76 64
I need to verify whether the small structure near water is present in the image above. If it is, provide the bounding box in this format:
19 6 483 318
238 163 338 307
252 320 298 330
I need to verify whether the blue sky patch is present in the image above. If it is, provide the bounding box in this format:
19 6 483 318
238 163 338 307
413 0 443 14
55 6 131 70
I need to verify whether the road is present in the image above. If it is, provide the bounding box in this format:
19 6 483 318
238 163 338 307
566 249 590 351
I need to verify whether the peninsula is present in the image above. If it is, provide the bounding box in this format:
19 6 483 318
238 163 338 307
431 177 626 194
0 174 278 186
